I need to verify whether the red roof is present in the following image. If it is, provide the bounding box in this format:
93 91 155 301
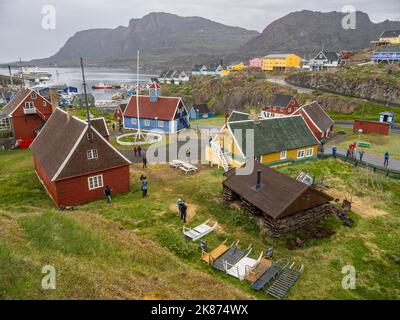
149 82 161 89
124 95 181 121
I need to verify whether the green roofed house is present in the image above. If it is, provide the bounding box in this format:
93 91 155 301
207 111 320 168
72 93 95 109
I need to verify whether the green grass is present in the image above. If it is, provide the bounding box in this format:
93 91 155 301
190 115 225 127
0 150 399 299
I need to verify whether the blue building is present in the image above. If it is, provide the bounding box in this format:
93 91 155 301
372 46 400 63
188 104 215 120
123 82 190 134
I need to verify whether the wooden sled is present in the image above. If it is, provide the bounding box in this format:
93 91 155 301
244 256 273 283
201 239 231 265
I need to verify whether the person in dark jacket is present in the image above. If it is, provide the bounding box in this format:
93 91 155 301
133 146 137 157
137 146 142 157
103 185 112 203
180 203 188 223
141 178 148 198
142 155 147 168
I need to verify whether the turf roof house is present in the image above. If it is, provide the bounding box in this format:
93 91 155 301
188 104 215 120
262 94 299 118
30 108 131 207
292 101 335 141
0 88 53 144
123 82 190 133
223 161 334 237
208 111 319 167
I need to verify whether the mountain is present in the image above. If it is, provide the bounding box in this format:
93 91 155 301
242 10 400 58
32 12 258 69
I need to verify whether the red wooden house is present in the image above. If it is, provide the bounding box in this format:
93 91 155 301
30 108 131 207
113 103 127 123
262 95 299 118
293 102 335 141
0 88 54 147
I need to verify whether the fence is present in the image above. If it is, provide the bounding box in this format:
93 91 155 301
318 153 400 179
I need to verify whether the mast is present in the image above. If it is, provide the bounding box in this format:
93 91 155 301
19 58 24 89
80 57 91 131
134 50 144 141
8 65 13 87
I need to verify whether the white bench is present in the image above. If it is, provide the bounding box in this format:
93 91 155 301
179 162 198 175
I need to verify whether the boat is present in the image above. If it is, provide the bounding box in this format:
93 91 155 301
13 67 52 83
92 82 113 90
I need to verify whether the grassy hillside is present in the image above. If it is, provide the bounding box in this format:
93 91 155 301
1 150 400 299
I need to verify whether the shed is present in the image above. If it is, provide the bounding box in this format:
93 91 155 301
379 111 395 126
222 161 334 237
353 119 391 136
188 104 214 120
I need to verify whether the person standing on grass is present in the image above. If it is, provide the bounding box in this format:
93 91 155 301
384 152 389 167
112 123 116 132
137 145 142 157
133 146 137 157
180 202 188 223
141 177 148 198
103 185 112 203
142 155 147 168
176 198 184 217
359 150 364 162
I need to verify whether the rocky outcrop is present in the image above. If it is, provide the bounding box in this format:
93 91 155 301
286 72 400 104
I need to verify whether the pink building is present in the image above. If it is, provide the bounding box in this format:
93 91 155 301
249 58 263 69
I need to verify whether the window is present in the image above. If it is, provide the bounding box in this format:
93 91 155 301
158 120 164 128
297 150 305 159
42 101 47 107
306 148 314 157
25 101 34 109
88 175 103 190
288 108 292 113
131 118 137 125
87 149 98 160
0 118 11 131
30 93 37 99
144 119 151 126
280 150 287 160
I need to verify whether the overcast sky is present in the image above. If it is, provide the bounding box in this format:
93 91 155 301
0 0 399 63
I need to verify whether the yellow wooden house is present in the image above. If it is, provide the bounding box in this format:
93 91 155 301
207 111 319 168
262 53 301 71
230 63 247 71
378 30 400 45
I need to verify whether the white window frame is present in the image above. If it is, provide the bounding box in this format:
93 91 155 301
87 132 94 141
30 93 37 99
280 150 287 160
87 149 98 160
306 148 314 157
88 175 103 190
144 119 151 126
288 108 292 113
157 120 164 128
0 117 11 131
131 118 137 125
25 101 34 109
42 101 47 107
297 149 305 159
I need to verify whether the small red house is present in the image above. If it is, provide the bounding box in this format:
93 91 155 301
262 95 299 118
353 119 390 136
113 103 127 123
0 88 53 146
30 108 131 207
293 102 335 141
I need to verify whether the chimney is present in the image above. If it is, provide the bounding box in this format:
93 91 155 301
66 105 75 120
49 88 59 111
251 169 265 192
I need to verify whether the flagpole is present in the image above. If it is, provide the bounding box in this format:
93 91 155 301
134 50 144 141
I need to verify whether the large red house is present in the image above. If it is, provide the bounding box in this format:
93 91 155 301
293 102 335 141
262 94 299 118
30 108 131 207
0 88 54 146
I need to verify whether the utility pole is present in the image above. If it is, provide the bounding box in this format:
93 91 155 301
19 58 24 89
80 57 91 132
134 50 145 141
8 65 13 87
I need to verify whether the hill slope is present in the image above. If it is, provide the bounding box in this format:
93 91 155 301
242 10 400 57
33 12 258 69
